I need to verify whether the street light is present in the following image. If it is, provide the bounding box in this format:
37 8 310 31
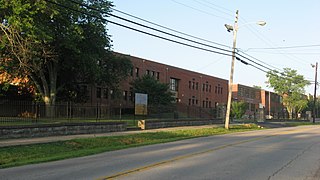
224 10 266 129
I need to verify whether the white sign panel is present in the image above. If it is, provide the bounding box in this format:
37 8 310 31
135 93 148 115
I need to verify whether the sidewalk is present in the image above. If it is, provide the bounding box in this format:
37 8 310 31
0 125 221 147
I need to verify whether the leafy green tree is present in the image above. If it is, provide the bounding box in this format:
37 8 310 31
231 101 248 119
307 95 320 118
131 75 175 106
0 1 132 114
266 68 310 119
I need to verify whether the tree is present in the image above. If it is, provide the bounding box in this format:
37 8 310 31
253 85 262 89
266 68 310 119
0 0 132 115
231 101 248 119
131 75 175 106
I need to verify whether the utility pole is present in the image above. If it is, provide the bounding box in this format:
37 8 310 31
225 10 239 129
313 62 318 123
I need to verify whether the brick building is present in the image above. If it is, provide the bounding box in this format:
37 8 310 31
88 52 229 117
86 52 287 119
232 84 283 119
231 84 261 117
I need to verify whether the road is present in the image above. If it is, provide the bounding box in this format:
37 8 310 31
1 125 320 180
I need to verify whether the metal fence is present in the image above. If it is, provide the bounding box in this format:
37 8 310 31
0 100 225 125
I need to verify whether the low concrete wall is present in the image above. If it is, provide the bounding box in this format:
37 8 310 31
0 122 126 139
138 119 222 130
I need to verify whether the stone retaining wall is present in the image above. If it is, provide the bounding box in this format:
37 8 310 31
138 119 222 130
0 122 126 139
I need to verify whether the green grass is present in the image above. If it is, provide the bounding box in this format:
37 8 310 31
0 124 260 168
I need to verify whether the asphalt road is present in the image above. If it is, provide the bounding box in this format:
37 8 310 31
1 125 320 180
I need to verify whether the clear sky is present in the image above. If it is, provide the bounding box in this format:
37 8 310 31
108 0 320 94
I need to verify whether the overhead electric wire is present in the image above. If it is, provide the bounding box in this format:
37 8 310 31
46 0 233 58
190 0 234 18
110 7 232 49
170 0 233 21
68 0 277 73
66 0 235 55
108 13 235 54
237 50 282 71
47 0 283 76
246 44 320 50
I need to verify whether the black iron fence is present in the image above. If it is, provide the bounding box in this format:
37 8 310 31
0 100 308 126
0 100 225 125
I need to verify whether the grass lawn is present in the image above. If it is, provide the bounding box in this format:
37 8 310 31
0 124 260 168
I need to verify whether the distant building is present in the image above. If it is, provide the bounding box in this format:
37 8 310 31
260 90 284 119
231 84 284 119
231 84 261 117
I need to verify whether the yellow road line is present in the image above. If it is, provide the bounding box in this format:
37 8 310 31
98 126 319 180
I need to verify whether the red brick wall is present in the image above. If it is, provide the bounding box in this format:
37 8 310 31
94 52 229 109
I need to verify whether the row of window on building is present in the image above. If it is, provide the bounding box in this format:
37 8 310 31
131 67 161 80
188 96 218 108
188 80 223 94
96 87 134 102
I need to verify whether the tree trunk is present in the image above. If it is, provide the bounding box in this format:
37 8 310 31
287 107 293 119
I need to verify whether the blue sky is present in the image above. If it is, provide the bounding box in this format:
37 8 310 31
108 0 320 94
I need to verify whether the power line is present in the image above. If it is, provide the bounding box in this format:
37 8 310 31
190 0 234 18
108 13 234 54
197 0 234 14
111 7 232 49
47 0 278 75
68 0 234 54
170 0 233 21
71 0 276 74
246 44 320 50
46 0 233 57
237 50 284 72
244 51 320 55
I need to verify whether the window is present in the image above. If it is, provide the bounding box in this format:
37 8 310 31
123 91 128 101
189 81 191 89
196 82 199 90
81 85 88 96
103 88 108 99
251 103 255 111
135 68 139 77
129 88 134 102
146 70 150 75
96 87 101 98
152 71 155 77
130 68 133 76
170 78 179 91
156 72 160 80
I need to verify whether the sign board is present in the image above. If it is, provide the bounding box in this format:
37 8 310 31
135 93 148 115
